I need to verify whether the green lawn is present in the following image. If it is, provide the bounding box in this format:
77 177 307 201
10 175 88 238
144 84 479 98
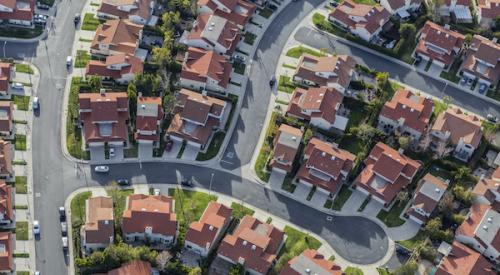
487 88 500 101
283 63 297 70
243 32 257 45
377 198 409 227
13 160 27 165
255 112 277 182
439 58 462 83
196 131 226 161
273 226 322 273
13 253 29 258
15 64 33 74
332 185 352 211
12 95 30 111
377 268 390 275
352 0 376 4
74 50 91 68
81 13 105 31
230 202 254 220
0 25 43 39
107 189 134 225
396 230 428 251
79 38 94 42
345 267 364 275
15 221 28 240
339 137 365 155
233 62 246 75
432 99 448 117
14 134 26 151
15 176 27 194
71 191 92 227
258 8 273 19
286 45 325 58
16 271 30 275
277 75 296 94
66 77 90 160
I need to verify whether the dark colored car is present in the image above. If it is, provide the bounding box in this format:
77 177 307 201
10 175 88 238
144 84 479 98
36 2 50 10
165 140 173 152
74 13 80 25
181 179 194 187
117 179 130 186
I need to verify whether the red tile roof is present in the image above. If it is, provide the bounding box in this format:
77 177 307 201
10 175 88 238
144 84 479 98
408 174 448 222
431 107 483 148
0 182 12 224
270 124 303 173
436 241 495 275
135 96 163 141
329 0 390 35
0 140 12 177
0 232 12 272
0 101 13 134
86 54 143 80
79 92 129 144
354 142 421 204
279 249 343 275
84 196 114 245
91 19 143 56
460 35 500 85
185 202 232 249
416 21 465 66
384 0 422 10
122 194 177 237
298 138 355 193
181 47 232 89
456 203 491 238
379 89 433 134
477 0 500 21
98 0 152 22
0 0 34 22
287 87 344 124
198 0 256 27
188 13 241 55
293 54 356 88
102 260 152 275
0 63 11 93
218 215 284 274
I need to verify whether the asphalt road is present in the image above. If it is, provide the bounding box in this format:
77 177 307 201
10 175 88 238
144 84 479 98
294 27 500 118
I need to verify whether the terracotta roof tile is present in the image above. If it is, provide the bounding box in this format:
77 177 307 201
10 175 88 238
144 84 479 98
0 232 12 272
84 196 114 244
86 53 143 81
460 35 500 85
0 63 11 93
91 19 143 56
0 182 12 224
0 0 34 22
270 124 303 173
416 21 464 66
98 0 152 22
181 47 232 89
293 54 356 88
185 202 232 249
279 249 343 275
436 241 495 275
477 0 500 21
329 0 390 35
188 13 240 55
0 140 12 177
286 87 344 125
135 96 163 141
431 107 483 148
104 260 151 275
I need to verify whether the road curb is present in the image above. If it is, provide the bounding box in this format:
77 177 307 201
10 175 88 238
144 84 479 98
0 28 48 43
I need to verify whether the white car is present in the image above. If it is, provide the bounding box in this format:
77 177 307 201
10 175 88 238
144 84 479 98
62 236 68 250
109 148 115 158
153 188 160 195
32 97 40 110
33 220 40 235
95 166 109 173
11 82 23 89
66 56 72 67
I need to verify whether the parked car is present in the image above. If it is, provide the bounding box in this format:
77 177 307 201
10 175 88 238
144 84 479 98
181 179 194 187
32 97 40 110
36 2 50 9
11 82 23 89
414 56 422 66
460 77 467 85
62 236 68 250
269 76 276 87
109 148 115 158
94 166 109 173
487 114 498 123
233 54 246 63
153 188 160 195
61 222 67 236
35 14 48 20
59 206 66 221
466 77 473 85
116 179 130 186
33 220 40 235
478 83 488 94
165 140 173 152
74 13 80 25
66 56 72 68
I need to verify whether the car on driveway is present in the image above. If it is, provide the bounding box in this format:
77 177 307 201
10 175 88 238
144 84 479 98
116 179 130 186
94 166 109 173
165 140 173 152
487 114 498 123
109 148 115 158
33 220 40 236
181 179 194 187
11 82 23 89
36 2 50 9
479 83 488 94
233 54 246 63
459 77 467 85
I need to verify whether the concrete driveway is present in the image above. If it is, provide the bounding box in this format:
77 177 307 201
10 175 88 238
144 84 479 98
89 145 105 163
310 189 329 206
341 189 367 214
388 218 422 241
361 199 384 217
293 182 311 200
138 143 153 160
181 145 199 160
269 170 285 190
428 63 443 76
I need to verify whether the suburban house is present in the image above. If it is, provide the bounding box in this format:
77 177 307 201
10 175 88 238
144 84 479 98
97 0 154 25
292 54 357 93
377 89 433 141
135 96 163 156
406 173 448 224
328 0 391 42
287 87 349 131
122 194 177 247
86 53 143 84
0 232 12 273
81 196 114 255
197 0 256 28
184 202 232 256
180 47 232 94
438 0 473 23
354 142 421 205
166 89 229 149
297 138 355 197
436 241 495 275
430 107 483 162
269 124 303 174
101 260 152 275
415 21 465 68
78 91 129 159
183 13 241 56
456 203 500 263
0 0 34 26
472 174 500 205
460 35 500 90
0 63 12 98
0 140 13 181
0 182 12 226
217 215 285 275
279 249 343 275
90 19 144 57
380 0 422 17
477 0 500 27
0 101 13 139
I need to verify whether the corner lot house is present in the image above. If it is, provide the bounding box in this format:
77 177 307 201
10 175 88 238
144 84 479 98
269 124 303 174
297 138 355 197
0 232 12 273
86 53 143 84
122 194 177 247
0 140 13 181
217 215 285 275
460 35 500 90
91 19 144 57
378 89 433 141
97 0 154 25
135 96 163 156
477 0 500 27
415 21 465 69
167 89 229 149
292 54 356 93
279 249 343 275
456 204 500 263
81 196 114 254
180 47 232 94
328 0 391 42
430 107 483 162
0 182 12 226
101 260 152 275
472 174 500 205
354 142 421 205
0 0 34 26
197 0 256 28
78 91 129 160
0 101 13 139
0 63 12 98
287 87 348 131
380 0 422 17
184 202 232 256
183 13 241 56
436 241 495 275
406 173 448 224
438 0 473 23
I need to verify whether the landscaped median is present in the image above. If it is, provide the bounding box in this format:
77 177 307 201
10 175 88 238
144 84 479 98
66 77 90 160
81 13 105 31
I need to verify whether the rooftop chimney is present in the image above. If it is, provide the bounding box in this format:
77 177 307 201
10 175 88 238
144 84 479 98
100 88 106 95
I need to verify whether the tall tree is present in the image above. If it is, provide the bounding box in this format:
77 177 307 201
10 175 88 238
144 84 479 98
88 75 102 92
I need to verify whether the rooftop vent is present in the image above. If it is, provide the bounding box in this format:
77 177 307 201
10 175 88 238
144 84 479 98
483 225 488 230
292 136 297 141
435 188 441 193
141 104 146 109
242 240 247 246
251 245 256 250
331 156 336 161
209 225 214 230
208 27 213 31
488 217 493 223
321 152 326 157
